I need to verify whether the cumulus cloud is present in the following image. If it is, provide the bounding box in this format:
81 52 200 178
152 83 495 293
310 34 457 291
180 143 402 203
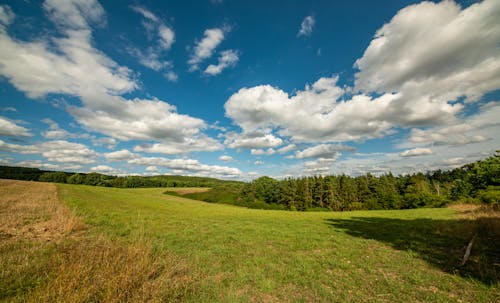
250 148 276 156
68 97 207 142
129 156 242 178
225 1 500 151
405 102 500 148
90 164 122 175
277 144 296 154
0 139 98 164
297 16 315 37
224 76 402 143
204 50 239 75
41 118 71 139
354 0 500 104
133 135 223 155
399 148 433 157
0 1 222 157
188 27 227 70
92 136 117 149
105 149 138 161
0 116 31 137
145 165 158 172
225 132 283 149
218 155 233 162
294 144 355 159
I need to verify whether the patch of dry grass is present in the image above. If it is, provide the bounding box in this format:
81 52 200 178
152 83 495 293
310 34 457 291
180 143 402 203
0 179 84 241
450 204 500 283
0 179 196 302
24 238 194 303
165 187 211 195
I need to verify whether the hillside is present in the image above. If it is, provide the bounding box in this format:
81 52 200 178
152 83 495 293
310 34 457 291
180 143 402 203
1 179 498 302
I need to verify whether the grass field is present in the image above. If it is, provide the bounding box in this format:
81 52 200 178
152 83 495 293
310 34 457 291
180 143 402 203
1 180 499 302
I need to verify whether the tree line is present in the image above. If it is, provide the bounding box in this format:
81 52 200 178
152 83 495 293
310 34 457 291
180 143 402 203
1 152 498 211
237 152 499 210
0 166 241 188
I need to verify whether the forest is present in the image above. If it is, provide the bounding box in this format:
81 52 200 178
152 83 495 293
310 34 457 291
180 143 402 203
1 152 498 211
233 152 499 210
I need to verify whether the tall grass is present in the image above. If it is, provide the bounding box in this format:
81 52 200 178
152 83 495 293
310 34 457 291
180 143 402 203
0 180 195 302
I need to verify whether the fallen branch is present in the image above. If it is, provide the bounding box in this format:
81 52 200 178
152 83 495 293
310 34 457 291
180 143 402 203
460 233 477 266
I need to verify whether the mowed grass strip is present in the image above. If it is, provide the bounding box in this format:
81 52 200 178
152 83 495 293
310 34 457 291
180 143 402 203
58 184 499 302
0 180 196 302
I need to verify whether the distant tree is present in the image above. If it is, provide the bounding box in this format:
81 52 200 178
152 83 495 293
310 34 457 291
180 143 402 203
39 172 67 183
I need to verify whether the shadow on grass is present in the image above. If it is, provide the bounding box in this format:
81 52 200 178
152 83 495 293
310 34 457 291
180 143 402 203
326 216 500 285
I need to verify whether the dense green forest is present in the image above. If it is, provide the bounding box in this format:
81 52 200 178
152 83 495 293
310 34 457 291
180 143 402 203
1 152 498 211
0 166 241 188
177 153 500 210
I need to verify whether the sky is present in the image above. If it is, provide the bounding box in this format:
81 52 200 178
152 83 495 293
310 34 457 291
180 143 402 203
0 0 499 180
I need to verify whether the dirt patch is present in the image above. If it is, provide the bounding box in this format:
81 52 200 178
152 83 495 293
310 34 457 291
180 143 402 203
167 187 211 195
0 179 84 242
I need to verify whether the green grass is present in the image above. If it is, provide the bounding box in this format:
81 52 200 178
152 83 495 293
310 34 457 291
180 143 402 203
58 184 499 302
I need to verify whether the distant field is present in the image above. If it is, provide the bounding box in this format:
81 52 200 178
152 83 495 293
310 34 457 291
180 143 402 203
1 180 498 302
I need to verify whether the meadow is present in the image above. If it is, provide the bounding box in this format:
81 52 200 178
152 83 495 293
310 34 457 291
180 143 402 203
1 180 498 302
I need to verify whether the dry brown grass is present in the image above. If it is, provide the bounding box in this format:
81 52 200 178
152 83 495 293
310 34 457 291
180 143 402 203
450 204 500 283
0 179 196 302
24 238 195 303
0 179 84 242
166 187 211 195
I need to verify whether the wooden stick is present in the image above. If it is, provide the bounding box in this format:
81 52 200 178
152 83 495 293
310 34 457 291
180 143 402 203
460 233 477 266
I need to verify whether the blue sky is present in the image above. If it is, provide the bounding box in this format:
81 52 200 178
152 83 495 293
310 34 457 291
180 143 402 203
0 0 499 180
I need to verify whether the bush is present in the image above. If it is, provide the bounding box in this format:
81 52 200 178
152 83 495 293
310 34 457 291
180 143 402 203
479 187 500 207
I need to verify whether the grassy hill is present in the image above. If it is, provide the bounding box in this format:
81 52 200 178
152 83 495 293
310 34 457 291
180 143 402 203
1 180 499 302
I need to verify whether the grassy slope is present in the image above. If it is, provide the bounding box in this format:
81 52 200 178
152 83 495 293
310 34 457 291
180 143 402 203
58 184 499 302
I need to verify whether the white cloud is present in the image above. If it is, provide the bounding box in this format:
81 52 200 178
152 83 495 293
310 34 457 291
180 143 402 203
146 165 158 172
129 6 175 71
399 148 433 157
68 96 207 142
354 0 500 104
38 140 98 164
277 144 296 154
0 5 136 99
158 24 175 50
297 16 315 37
0 116 31 137
41 118 71 139
129 156 243 178
133 135 223 155
165 71 178 82
405 102 500 148
250 148 276 156
219 155 233 162
294 144 355 159
130 6 158 22
92 136 117 149
225 132 283 149
43 0 106 30
254 160 264 165
0 2 219 156
14 160 82 171
90 165 122 175
0 139 98 164
105 149 138 161
0 5 14 25
188 27 226 70
303 158 337 175
225 76 398 143
204 50 239 76
127 47 172 71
